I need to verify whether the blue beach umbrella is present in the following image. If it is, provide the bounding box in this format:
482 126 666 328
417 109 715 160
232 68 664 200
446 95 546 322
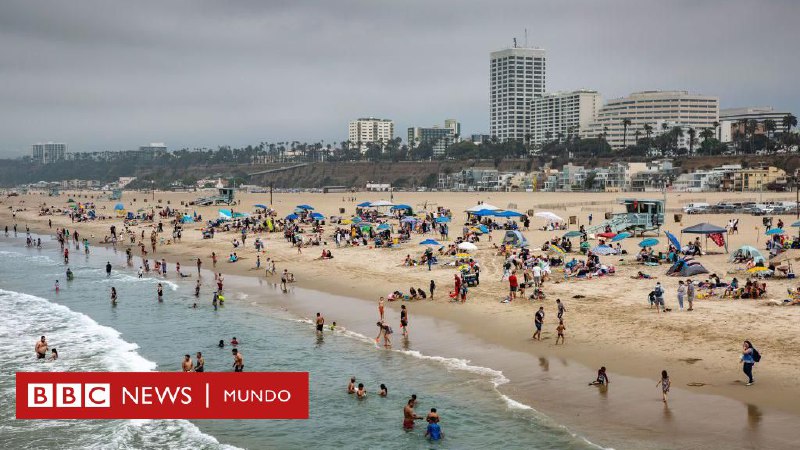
591 245 617 255
471 209 496 217
563 230 582 238
296 204 314 210
639 238 659 248
665 231 681 249
351 217 362 223
435 216 451 223
766 228 784 235
218 209 232 218
420 239 441 246
114 203 124 210
357 201 372 207
390 204 412 211
478 225 490 233
311 212 325 220
285 213 299 220
377 223 391 231
495 210 524 218
611 232 632 242
253 204 268 209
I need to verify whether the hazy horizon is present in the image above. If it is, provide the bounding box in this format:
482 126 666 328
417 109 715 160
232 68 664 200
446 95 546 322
1 0 797 157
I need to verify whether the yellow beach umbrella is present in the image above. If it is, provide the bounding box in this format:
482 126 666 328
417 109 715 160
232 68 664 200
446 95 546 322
747 266 770 273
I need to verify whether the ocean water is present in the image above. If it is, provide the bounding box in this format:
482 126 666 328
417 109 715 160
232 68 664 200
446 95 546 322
0 235 599 449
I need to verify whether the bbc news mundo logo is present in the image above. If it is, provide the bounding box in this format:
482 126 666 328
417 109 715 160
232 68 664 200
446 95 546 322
17 372 308 419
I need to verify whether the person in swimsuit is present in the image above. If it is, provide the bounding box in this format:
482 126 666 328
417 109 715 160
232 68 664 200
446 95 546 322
218 340 225 348
348 377 356 394
315 313 325 334
657 370 670 404
35 336 48 359
182 354 194 372
430 280 435 298
195 280 201 297
106 262 112 276
590 367 610 385
379 384 388 397
230 337 239 346
111 287 117 306
378 297 385 321
231 348 244 372
49 348 58 361
556 319 565 345
356 383 366 399
533 307 544 340
403 398 422 430
195 352 205 372
400 305 409 338
157 283 163 302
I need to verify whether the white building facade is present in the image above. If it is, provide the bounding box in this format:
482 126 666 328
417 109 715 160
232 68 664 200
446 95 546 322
531 90 601 146
489 47 546 142
585 90 719 149
32 142 67 164
348 118 394 152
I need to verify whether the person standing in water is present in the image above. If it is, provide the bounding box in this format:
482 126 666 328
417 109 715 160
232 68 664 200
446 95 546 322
105 261 112 277
403 398 423 430
182 354 194 372
111 287 117 306
657 370 671 403
195 279 201 297
378 297 385 321
533 307 544 340
157 283 163 302
400 305 409 338
315 312 325 334
195 352 204 372
54 280 60 292
231 348 244 372
35 336 48 359
196 258 202 276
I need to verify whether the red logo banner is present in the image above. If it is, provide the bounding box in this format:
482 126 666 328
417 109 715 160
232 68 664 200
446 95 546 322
16 372 309 419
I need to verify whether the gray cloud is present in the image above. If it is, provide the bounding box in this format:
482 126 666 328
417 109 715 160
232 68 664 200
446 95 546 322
0 0 797 156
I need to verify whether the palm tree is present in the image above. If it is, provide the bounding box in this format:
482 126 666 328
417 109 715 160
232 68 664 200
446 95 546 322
746 119 759 152
622 118 632 148
763 119 776 142
544 130 553 142
671 126 684 151
700 128 714 142
783 114 797 134
643 123 653 140
634 129 641 144
687 127 697 155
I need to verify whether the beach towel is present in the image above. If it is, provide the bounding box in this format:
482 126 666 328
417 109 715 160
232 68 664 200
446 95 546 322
709 233 725 248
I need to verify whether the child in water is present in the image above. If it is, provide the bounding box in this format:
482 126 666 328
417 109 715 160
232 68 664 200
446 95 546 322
657 370 671 404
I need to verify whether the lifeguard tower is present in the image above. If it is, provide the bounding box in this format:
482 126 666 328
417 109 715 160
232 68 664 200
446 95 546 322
587 198 665 236
213 187 236 205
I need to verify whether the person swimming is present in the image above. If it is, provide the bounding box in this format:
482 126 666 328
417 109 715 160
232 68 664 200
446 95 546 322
218 339 225 348
66 268 74 281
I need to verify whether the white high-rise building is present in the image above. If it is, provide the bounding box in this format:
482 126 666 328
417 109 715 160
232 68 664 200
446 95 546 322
585 90 719 149
348 117 394 152
31 142 67 164
531 90 601 146
489 46 546 142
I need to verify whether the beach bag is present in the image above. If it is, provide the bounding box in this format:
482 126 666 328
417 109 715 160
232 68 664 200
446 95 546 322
752 348 761 362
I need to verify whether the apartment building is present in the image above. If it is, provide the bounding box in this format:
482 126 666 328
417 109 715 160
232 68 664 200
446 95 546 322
489 47 546 142
531 90 601 146
348 118 394 152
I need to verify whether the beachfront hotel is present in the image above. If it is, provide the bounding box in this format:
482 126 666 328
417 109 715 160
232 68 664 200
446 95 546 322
489 46 546 142
31 142 67 164
531 90 602 146
584 90 719 149
348 117 394 152
408 119 461 157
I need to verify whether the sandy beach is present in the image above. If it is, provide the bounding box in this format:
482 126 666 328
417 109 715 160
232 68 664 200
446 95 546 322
4 188 800 449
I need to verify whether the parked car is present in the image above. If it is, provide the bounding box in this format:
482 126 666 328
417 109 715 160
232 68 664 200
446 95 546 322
683 203 710 214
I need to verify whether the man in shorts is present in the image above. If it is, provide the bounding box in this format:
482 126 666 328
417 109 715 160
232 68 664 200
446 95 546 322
403 398 422 430
533 307 545 340
315 312 325 334
508 270 519 300
232 348 244 372
35 336 48 359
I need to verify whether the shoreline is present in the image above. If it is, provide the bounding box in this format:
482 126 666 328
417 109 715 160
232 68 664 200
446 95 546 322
4 190 800 449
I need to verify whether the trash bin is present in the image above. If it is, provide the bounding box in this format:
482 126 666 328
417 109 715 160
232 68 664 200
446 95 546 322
674 214 683 223
339 208 345 214
569 215 577 225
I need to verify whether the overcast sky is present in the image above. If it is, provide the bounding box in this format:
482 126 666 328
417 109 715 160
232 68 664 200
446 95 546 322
0 0 797 156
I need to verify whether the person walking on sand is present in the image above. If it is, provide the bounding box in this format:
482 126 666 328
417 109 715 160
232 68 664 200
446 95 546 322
378 297 385 321
556 319 565 344
657 370 671 403
533 307 544 340
677 280 686 310
556 299 565 319
430 279 436 299
211 252 217 267
687 279 695 311
741 340 758 386
508 270 519 300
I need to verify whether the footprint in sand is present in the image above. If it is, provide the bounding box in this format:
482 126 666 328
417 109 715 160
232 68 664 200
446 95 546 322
678 358 703 365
